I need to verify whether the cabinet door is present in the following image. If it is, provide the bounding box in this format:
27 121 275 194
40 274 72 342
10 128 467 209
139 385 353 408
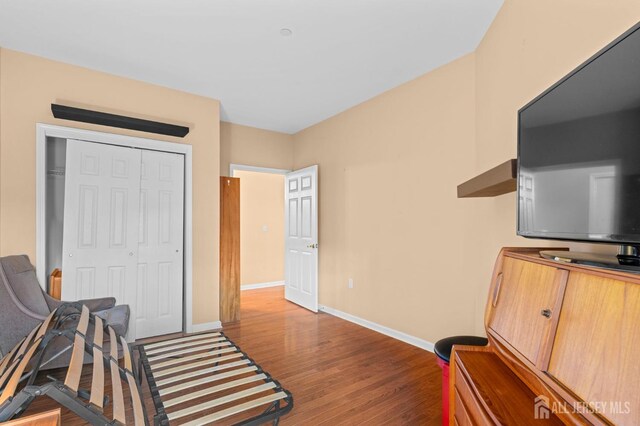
547 272 640 426
488 257 567 368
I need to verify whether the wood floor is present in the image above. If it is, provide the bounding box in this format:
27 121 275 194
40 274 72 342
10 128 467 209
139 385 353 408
222 287 442 425
21 287 442 425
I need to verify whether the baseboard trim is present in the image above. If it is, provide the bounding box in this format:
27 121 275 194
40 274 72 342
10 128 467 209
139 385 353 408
241 281 285 290
190 321 222 333
318 305 434 353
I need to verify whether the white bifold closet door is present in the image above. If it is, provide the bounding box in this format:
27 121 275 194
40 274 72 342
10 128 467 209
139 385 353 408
62 139 184 340
136 150 184 339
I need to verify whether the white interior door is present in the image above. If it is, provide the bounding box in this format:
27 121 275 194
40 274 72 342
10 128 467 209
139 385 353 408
136 150 185 339
284 165 318 312
62 139 141 326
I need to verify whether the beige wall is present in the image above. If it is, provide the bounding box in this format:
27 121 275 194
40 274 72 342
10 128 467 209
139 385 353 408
292 0 640 342
234 170 285 286
294 54 478 340
0 48 220 325
220 121 294 175
470 0 640 334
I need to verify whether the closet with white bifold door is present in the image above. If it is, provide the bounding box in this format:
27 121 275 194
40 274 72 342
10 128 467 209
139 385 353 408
61 139 184 340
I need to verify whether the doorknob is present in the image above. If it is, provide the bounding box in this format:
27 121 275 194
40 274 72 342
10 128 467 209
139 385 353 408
307 243 318 249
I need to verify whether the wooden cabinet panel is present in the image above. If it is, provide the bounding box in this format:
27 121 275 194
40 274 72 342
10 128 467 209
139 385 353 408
454 351 563 425
548 272 640 426
454 360 491 425
454 391 474 426
4 409 61 425
488 257 567 368
457 249 639 426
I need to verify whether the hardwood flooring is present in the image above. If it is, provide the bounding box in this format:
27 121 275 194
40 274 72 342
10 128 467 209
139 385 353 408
221 287 442 425
20 287 442 425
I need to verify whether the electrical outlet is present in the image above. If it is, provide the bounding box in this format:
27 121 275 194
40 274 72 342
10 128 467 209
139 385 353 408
348 278 354 289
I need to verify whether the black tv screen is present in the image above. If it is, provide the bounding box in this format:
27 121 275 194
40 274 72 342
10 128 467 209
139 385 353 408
518 23 640 245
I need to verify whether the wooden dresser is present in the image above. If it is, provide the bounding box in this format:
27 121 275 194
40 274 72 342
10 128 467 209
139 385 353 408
451 248 640 425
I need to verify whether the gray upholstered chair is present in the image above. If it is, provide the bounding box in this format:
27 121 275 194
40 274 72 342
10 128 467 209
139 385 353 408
0 255 130 368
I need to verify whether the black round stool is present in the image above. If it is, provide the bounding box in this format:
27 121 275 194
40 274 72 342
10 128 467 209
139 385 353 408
434 336 488 425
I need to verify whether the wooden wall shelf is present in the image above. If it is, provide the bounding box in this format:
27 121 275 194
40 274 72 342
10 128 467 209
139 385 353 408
457 159 517 198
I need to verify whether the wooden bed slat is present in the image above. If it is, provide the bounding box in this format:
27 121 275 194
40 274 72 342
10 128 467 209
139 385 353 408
89 316 104 409
108 327 126 424
163 373 268 409
147 340 230 360
0 336 25 377
35 311 56 341
180 391 288 426
153 352 244 379
0 305 172 425
143 332 221 350
15 327 39 359
120 336 144 426
126 372 145 426
0 310 56 388
167 382 276 420
140 332 293 425
0 307 53 385
120 337 133 372
63 306 90 392
159 366 258 396
0 336 44 404
0 319 44 391
145 336 227 356
150 346 235 370
156 359 251 387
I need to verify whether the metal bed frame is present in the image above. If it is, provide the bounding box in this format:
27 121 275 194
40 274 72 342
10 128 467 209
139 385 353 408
0 304 293 425
137 332 293 425
0 303 146 425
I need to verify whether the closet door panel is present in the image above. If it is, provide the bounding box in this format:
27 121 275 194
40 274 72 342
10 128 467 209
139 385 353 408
62 139 141 338
135 150 185 339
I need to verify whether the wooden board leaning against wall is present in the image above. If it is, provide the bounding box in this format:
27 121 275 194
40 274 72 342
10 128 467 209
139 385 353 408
220 177 241 323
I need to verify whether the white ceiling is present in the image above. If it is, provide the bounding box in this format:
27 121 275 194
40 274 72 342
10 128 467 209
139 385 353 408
0 0 503 134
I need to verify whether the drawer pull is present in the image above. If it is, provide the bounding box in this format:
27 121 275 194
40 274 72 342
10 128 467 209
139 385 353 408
541 309 552 318
492 273 503 307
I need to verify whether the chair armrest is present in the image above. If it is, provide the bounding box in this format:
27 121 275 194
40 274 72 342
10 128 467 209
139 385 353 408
78 297 116 312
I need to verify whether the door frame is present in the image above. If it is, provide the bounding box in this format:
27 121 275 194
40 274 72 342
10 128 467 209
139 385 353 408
229 163 290 177
35 123 196 333
228 163 291 292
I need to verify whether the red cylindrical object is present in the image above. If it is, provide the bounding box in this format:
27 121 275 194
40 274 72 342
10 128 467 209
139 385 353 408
436 357 450 426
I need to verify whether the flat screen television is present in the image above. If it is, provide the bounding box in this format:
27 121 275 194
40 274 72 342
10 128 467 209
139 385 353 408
517 22 640 249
